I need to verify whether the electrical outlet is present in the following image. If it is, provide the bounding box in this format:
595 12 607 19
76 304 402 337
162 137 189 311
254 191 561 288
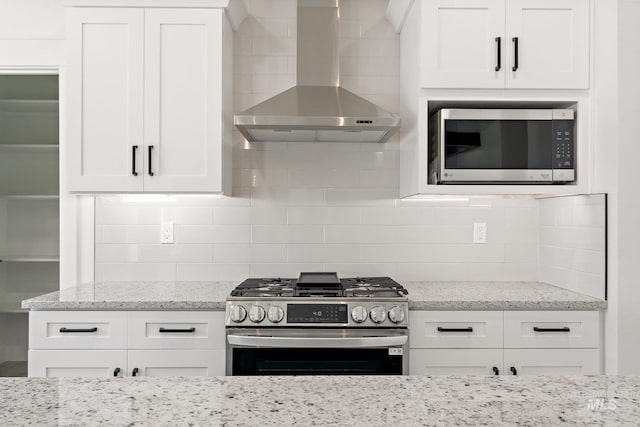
160 222 174 244
473 222 487 244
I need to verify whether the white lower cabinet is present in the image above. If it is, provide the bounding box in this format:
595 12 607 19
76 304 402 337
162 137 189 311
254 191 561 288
410 349 503 376
28 311 226 377
29 350 127 378
503 349 600 376
127 349 225 377
409 310 601 376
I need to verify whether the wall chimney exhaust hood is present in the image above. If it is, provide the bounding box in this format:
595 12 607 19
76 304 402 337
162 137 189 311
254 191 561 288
234 0 401 143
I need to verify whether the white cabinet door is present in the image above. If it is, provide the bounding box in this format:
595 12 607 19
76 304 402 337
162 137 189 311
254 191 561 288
421 0 505 88
128 349 225 377
503 311 599 349
410 311 503 349
505 0 589 88
66 8 144 192
29 350 127 378
504 349 600 375
143 9 224 192
127 311 226 350
410 349 503 376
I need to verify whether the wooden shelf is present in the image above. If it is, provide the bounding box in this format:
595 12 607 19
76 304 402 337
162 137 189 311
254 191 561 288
0 195 59 200
0 99 58 113
0 144 58 150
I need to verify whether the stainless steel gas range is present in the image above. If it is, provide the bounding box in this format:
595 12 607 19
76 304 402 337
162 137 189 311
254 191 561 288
225 272 409 375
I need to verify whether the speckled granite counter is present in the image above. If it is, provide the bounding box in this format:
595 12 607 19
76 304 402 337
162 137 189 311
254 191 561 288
0 375 637 426
404 281 607 310
21 281 606 311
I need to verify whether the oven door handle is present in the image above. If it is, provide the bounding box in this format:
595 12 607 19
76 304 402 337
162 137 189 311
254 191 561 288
227 334 408 348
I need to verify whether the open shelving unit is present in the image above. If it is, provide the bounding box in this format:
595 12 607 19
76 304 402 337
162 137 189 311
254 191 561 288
0 75 59 368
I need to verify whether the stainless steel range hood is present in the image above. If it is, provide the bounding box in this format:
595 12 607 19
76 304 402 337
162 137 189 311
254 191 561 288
234 0 401 143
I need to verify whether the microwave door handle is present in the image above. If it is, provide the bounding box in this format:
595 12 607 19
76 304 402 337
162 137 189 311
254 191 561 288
227 335 408 348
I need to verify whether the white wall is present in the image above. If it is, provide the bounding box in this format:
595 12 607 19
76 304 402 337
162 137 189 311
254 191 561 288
616 0 640 375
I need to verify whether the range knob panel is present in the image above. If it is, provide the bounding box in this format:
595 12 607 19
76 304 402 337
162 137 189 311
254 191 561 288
267 305 284 323
369 306 386 324
351 305 368 323
229 305 247 323
248 305 266 323
388 305 406 324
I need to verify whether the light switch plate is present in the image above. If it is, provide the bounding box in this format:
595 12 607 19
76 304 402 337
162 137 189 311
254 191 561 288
161 222 174 244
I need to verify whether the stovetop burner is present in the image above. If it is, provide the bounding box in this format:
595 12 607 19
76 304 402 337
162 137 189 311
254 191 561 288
230 275 408 298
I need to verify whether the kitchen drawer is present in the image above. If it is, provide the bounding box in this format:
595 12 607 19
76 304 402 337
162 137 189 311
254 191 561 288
409 311 503 349
29 311 127 350
127 311 226 350
127 349 225 377
504 311 599 349
504 349 600 375
410 349 503 376
28 350 127 378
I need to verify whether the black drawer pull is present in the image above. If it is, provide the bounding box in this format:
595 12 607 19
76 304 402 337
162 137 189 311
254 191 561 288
492 366 499 375
495 36 501 71
148 145 154 176
510 366 518 376
132 368 139 377
59 327 98 333
533 327 570 332
159 327 196 333
512 37 519 71
437 327 473 332
132 145 138 176
113 368 121 377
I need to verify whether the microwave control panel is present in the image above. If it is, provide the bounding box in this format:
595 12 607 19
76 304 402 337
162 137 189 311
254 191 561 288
552 120 574 169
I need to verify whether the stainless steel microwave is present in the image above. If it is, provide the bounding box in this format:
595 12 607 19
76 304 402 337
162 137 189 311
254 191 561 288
429 109 575 184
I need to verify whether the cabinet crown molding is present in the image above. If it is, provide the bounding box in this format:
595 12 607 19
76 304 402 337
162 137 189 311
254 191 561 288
62 0 247 30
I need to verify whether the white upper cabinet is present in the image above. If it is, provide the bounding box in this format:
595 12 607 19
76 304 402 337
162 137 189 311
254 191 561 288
66 7 233 193
421 0 589 89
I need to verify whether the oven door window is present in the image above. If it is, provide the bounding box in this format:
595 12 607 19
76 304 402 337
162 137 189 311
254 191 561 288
444 119 552 169
232 348 403 376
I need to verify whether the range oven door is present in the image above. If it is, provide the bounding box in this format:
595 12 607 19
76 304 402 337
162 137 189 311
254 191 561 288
226 328 408 376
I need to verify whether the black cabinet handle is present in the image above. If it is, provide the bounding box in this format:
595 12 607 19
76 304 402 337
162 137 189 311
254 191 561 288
59 327 98 333
437 326 473 332
159 327 196 333
533 326 570 332
512 37 519 71
495 37 501 71
132 368 139 377
148 145 154 176
113 368 121 377
132 145 138 176
492 366 499 375
510 366 518 375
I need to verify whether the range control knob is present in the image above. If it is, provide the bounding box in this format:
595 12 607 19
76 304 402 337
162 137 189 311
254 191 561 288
267 306 284 323
388 306 406 324
229 305 247 323
369 306 386 324
351 306 368 323
248 305 266 323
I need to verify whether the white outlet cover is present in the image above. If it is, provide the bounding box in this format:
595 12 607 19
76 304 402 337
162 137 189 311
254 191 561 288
473 222 487 244
161 222 174 244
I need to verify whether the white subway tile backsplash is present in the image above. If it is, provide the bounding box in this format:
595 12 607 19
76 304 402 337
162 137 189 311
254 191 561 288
175 225 251 244
287 244 361 263
91 2 605 301
252 225 324 244
95 244 140 263
214 244 287 263
96 263 177 282
176 264 250 281
140 244 213 263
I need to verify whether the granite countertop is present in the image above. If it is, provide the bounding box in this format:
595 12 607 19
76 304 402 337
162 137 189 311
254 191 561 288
21 281 607 311
1 375 637 426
